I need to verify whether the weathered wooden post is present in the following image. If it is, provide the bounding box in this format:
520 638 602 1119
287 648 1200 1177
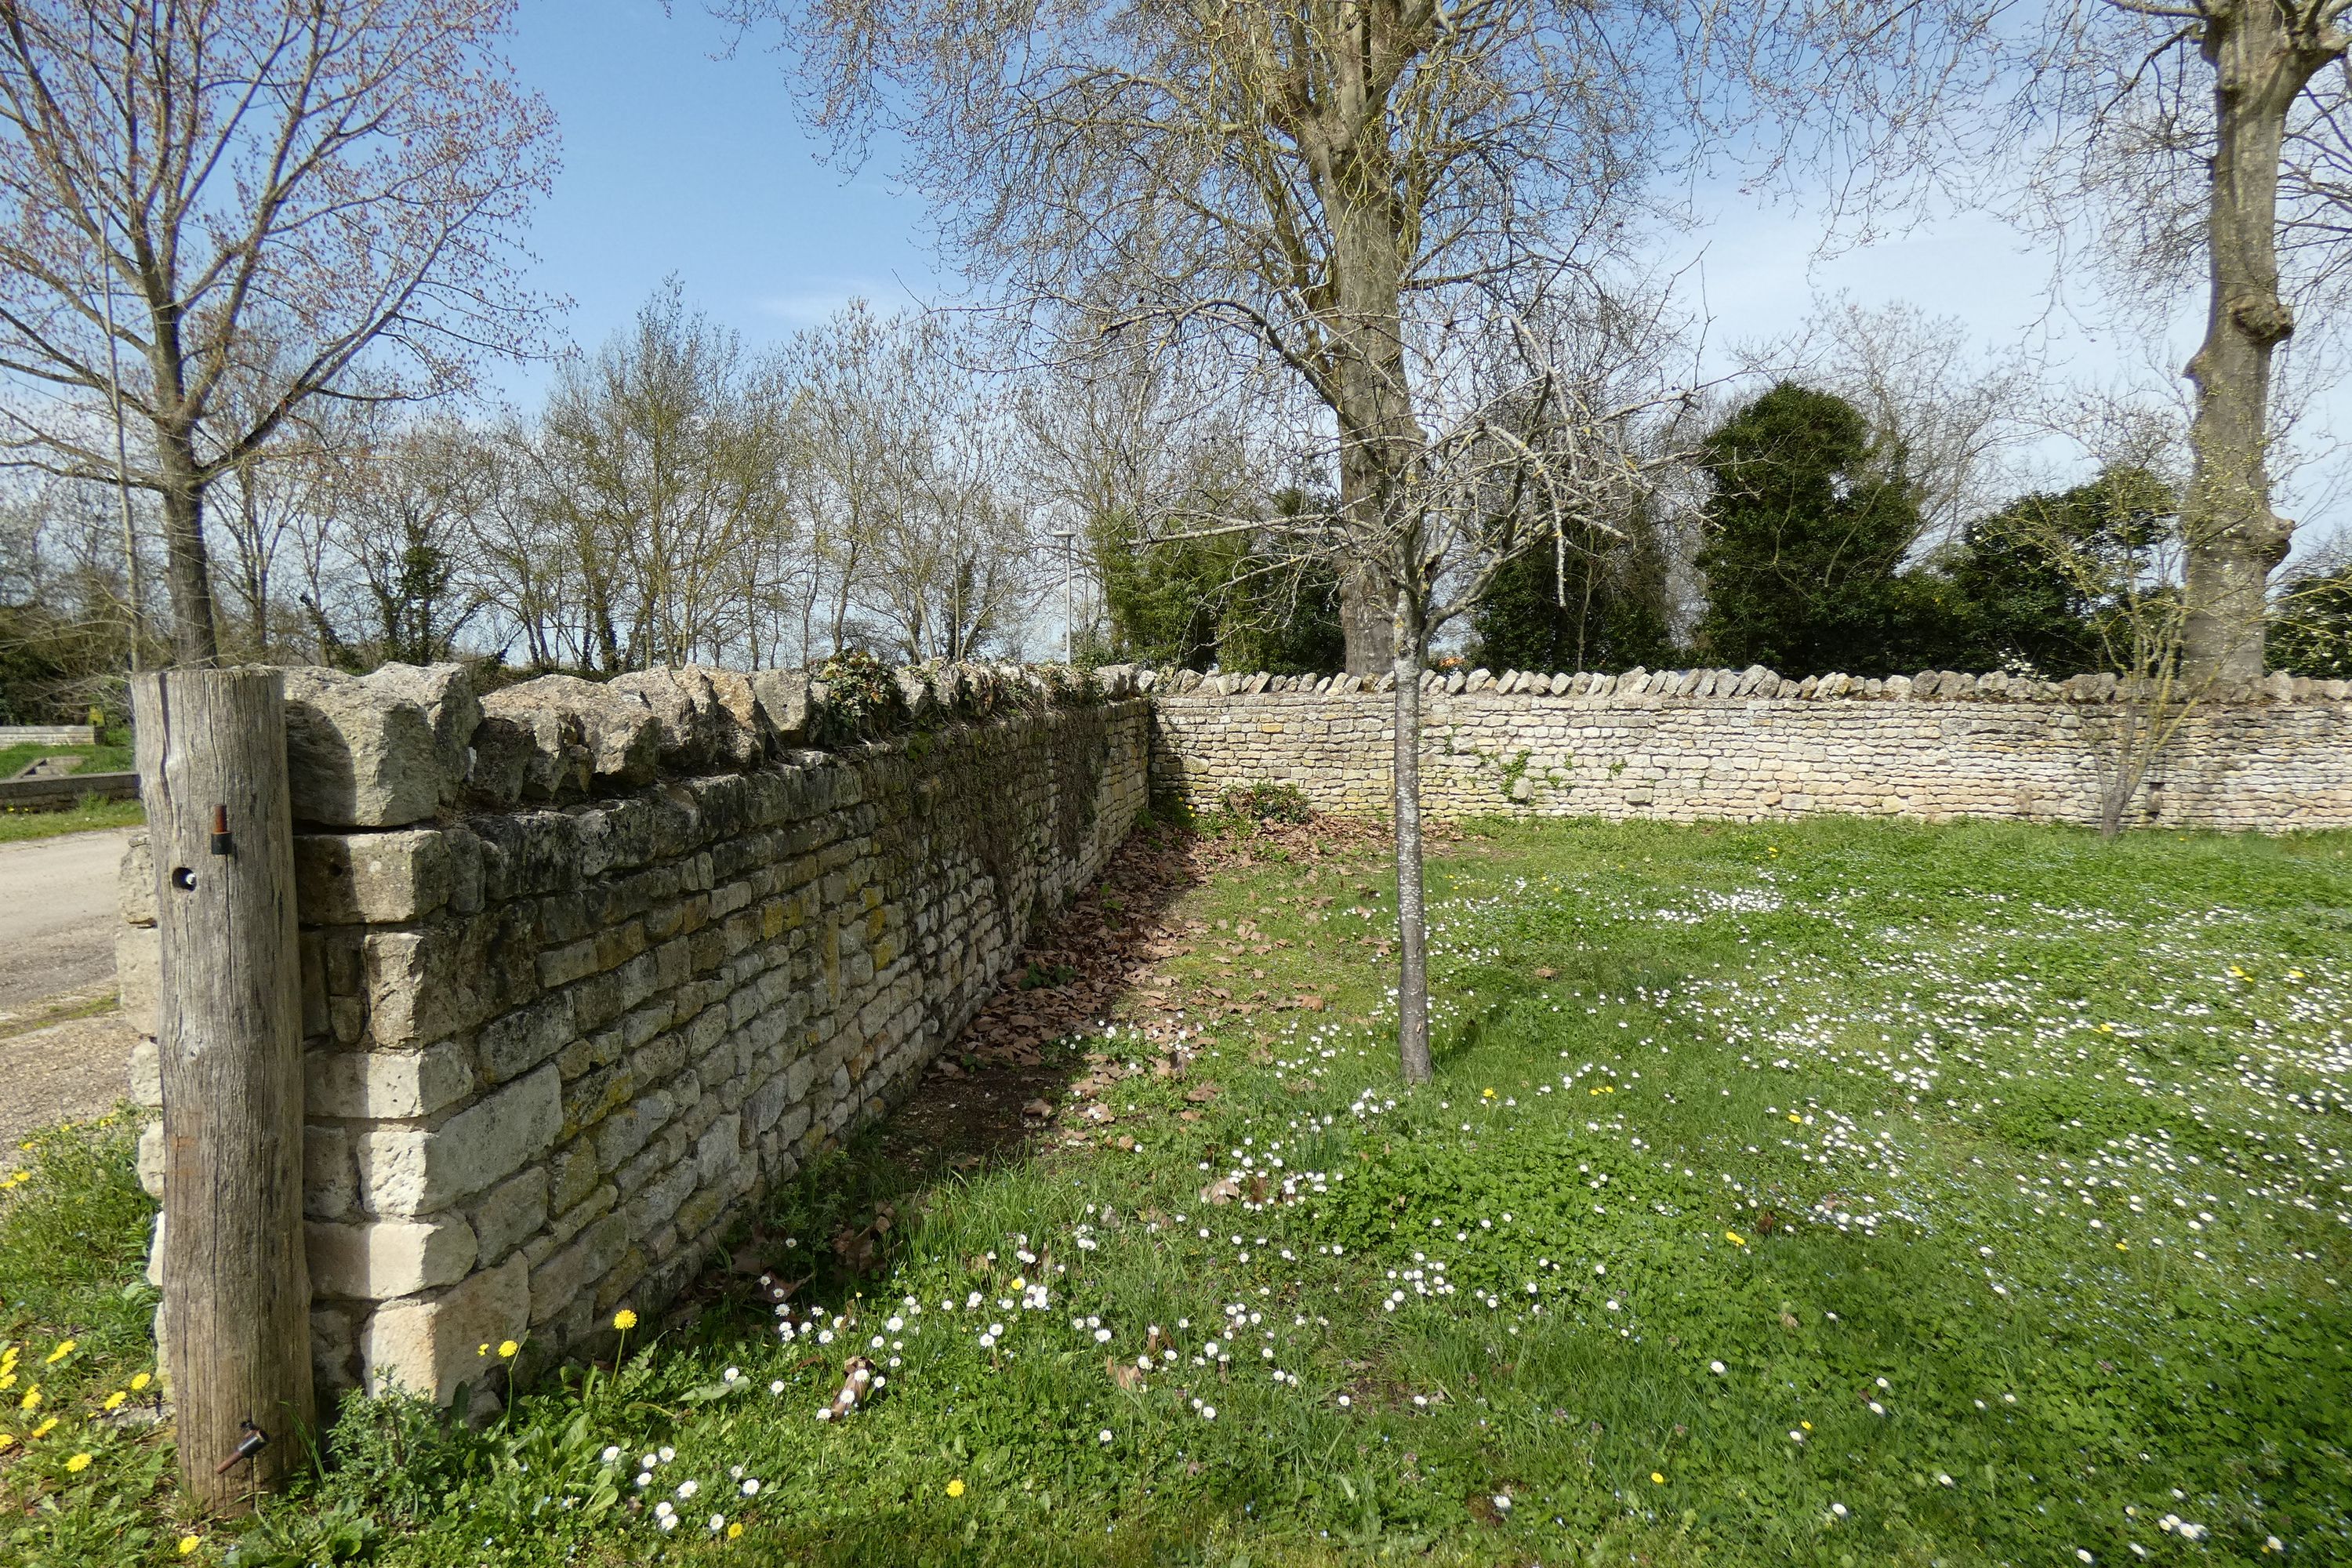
132 669 313 1507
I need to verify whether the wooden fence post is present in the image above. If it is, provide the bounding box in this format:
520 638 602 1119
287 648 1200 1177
132 670 313 1508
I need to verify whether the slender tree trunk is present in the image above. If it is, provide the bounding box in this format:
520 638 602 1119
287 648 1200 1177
154 425 221 666
2182 5 2336 680
237 474 270 659
1389 587 1432 1083
1328 172 1410 677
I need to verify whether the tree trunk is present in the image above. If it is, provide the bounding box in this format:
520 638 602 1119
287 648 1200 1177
1329 178 1412 678
155 426 222 666
1389 590 1432 1083
2181 5 2333 681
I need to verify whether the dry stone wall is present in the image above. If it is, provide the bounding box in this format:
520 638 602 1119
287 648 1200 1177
119 660 1149 1406
1145 665 2352 831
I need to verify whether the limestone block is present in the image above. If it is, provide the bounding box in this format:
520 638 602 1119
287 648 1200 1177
608 666 769 772
354 1063 561 1215
127 1035 162 1108
470 1168 551 1265
115 925 160 1036
477 992 578 1085
295 830 453 925
695 1112 743 1185
136 1117 165 1200
477 675 661 799
308 1214 480 1300
307 1041 474 1120
306 1124 360 1221
528 1212 630 1328
283 662 477 827
361 1252 530 1403
312 1302 362 1396
118 833 155 927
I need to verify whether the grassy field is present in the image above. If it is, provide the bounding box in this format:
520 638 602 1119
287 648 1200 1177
0 742 134 781
3 813 2347 1566
0 798 143 844
0 740 142 844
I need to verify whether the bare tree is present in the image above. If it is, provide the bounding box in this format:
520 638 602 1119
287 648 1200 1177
717 0 1676 677
1173 293 1699 1078
779 303 919 659
1755 295 2034 545
1719 0 2352 680
0 0 557 664
532 281 796 671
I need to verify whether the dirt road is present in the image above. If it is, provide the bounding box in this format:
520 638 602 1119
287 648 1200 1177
0 826 131 1010
0 826 136 1163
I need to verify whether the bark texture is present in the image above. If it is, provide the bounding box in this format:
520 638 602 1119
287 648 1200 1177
1389 593 1432 1083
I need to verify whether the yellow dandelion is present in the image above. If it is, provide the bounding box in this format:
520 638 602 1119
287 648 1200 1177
1788 1113 1802 1123
727 1523 743 1540
612 1308 638 1332
20 1385 39 1411
498 1340 519 1359
0 1433 14 1450
129 1372 151 1392
2115 1240 2129 1251
31 1417 56 1438
102 1391 125 1411
1725 1231 1746 1247
1800 1421 1813 1431
477 1343 490 1357
64 1451 91 1473
1482 1087 1496 1099
178 1535 201 1555
44 1340 73 1365
946 1478 966 1498
1650 1472 1665 1485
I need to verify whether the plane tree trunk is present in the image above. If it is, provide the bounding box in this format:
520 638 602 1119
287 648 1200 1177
2182 1 2343 681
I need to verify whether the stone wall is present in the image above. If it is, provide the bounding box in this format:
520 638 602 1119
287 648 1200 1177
120 661 1150 1405
1145 665 2352 831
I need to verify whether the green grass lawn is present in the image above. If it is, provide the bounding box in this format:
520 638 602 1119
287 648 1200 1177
0 798 144 845
0 742 136 781
5 815 2347 1566
0 740 142 844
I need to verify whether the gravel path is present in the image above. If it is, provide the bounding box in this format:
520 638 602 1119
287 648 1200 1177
0 1007 134 1165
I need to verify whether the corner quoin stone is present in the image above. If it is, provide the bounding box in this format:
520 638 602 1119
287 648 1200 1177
361 1251 528 1403
354 1064 561 1216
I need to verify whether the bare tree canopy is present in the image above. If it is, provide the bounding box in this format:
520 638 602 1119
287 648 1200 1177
0 0 559 664
716 0 1686 674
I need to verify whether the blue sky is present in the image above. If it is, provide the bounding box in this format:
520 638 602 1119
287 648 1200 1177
506 0 2080 385
503 0 937 390
506 0 2342 546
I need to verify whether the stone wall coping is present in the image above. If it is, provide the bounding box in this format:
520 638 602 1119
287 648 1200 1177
278 657 1149 829
1137 666 2351 706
